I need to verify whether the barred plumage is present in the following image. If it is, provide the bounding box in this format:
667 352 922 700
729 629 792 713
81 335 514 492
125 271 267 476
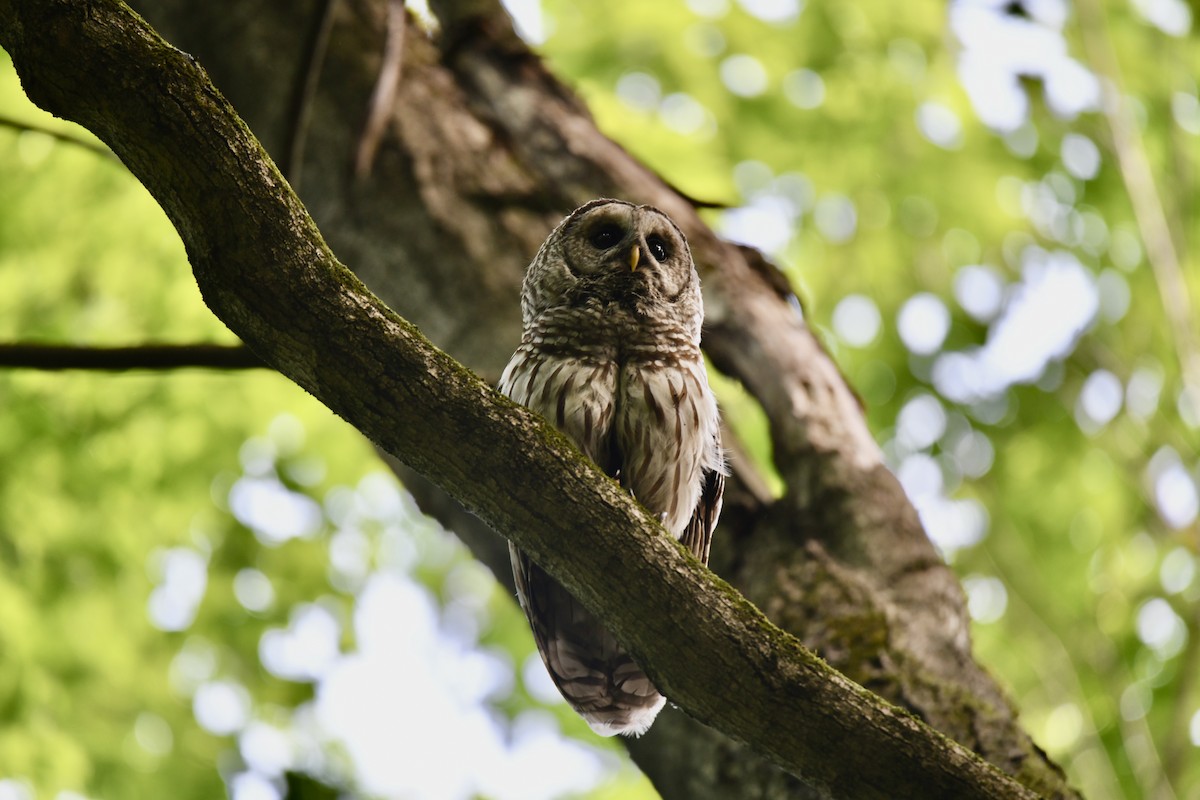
500 199 724 737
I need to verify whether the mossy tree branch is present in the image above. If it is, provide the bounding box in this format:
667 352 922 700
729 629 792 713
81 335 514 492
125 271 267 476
0 0 1040 797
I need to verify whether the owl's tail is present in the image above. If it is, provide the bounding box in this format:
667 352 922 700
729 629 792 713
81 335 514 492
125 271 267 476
510 543 666 737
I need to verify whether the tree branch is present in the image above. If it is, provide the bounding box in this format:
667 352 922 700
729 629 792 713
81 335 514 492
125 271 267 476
0 343 264 370
0 0 1043 796
0 111 115 157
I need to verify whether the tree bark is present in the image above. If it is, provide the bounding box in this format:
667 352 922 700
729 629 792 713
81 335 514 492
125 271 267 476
0 0 1077 797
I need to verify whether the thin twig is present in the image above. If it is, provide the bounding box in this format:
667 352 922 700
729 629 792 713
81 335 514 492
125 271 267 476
1161 597 1200 791
983 551 1126 800
0 343 265 371
1076 0 1200 418
355 0 406 179
282 0 341 189
0 113 115 159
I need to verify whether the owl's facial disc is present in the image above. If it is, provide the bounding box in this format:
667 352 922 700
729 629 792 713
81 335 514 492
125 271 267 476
628 217 691 305
551 201 696 318
566 208 635 277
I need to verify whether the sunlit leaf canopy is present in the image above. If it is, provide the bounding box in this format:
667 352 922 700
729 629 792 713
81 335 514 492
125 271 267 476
0 0 1197 799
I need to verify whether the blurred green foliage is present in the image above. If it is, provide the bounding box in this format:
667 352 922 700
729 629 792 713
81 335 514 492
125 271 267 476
1 0 1199 798
0 47 385 797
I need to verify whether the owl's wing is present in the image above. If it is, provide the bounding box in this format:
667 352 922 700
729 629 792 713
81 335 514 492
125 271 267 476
679 441 725 566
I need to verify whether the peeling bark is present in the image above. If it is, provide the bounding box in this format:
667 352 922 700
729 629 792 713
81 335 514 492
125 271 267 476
0 0 1076 797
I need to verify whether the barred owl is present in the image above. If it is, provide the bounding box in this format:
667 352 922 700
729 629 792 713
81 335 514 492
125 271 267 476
499 199 725 737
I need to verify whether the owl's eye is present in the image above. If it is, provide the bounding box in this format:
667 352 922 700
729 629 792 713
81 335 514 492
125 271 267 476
588 225 622 250
647 235 670 262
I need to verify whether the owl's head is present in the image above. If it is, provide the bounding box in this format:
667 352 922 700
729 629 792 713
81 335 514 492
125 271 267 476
522 199 703 336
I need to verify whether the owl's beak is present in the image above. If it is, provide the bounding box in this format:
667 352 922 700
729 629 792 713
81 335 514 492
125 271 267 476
629 245 641 272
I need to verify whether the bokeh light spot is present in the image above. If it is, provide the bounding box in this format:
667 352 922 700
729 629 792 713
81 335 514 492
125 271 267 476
954 264 1005 322
813 194 857 243
832 294 881 347
1130 0 1192 35
659 92 712 135
239 722 294 777
1076 369 1123 431
1097 270 1131 323
1154 461 1199 529
1061 133 1100 180
1136 597 1187 657
783 68 825 109
615 71 661 112
737 0 802 23
134 713 174 757
194 680 252 736
916 102 963 149
897 293 951 355
230 772 280 800
259 603 342 682
147 548 208 632
897 393 947 452
229 477 323 546
1160 548 1196 595
499 0 547 43
687 0 730 17
523 652 565 705
1126 364 1163 420
1041 703 1083 753
233 568 276 613
720 54 769 97
963 574 1008 623
1172 91 1200 134
0 780 34 800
